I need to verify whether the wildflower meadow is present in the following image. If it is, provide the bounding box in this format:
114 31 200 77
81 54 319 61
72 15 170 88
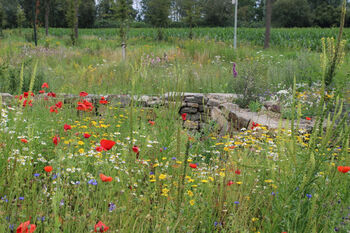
0 20 350 233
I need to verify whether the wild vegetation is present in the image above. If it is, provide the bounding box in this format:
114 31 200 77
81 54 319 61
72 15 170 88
0 0 349 232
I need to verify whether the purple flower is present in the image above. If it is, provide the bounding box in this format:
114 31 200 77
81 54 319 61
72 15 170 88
172 157 176 160
109 202 116 212
34 173 40 177
88 179 98 185
306 194 312 199
19 197 24 200
234 201 239 204
232 63 238 78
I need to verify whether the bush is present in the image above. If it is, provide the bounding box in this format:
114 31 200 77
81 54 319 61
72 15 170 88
231 61 267 108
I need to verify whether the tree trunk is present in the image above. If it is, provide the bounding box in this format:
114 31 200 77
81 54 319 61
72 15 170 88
45 0 49 36
33 0 38 46
264 0 272 49
74 0 79 40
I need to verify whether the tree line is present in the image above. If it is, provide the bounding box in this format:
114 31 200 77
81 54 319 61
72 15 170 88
0 0 349 30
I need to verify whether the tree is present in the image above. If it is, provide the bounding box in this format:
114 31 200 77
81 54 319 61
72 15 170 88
44 0 50 35
272 0 311 27
182 0 202 38
66 0 80 44
313 3 341 27
0 4 3 36
79 0 96 28
142 0 171 40
2 0 19 28
16 4 26 28
115 0 135 59
264 0 272 49
203 0 233 26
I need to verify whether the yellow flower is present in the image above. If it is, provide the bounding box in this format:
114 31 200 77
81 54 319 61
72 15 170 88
153 163 159 168
201 180 208 183
252 218 259 222
161 188 170 196
159 174 167 180
187 190 194 197
78 148 84 154
209 176 214 182
219 172 225 177
189 200 195 206
64 140 70 145
236 181 242 185
264 179 273 183
78 141 85 145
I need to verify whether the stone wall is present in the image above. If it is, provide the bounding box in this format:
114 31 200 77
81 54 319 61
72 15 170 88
0 92 315 134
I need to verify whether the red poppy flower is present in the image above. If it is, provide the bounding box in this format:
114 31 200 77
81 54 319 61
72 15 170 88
23 92 29 98
84 133 91 138
235 169 241 175
148 120 155 126
16 220 36 233
96 146 104 152
41 83 49 88
80 91 88 97
56 101 63 109
189 163 197 169
337 166 350 173
53 136 60 146
99 97 108 104
44 166 53 173
99 173 113 182
77 100 94 112
94 221 109 232
132 146 140 154
181 113 187 121
251 121 260 130
100 139 116 151
20 139 28 143
39 90 45 94
64 124 72 131
50 106 58 113
306 117 311 121
227 180 234 186
47 92 56 98
23 100 27 107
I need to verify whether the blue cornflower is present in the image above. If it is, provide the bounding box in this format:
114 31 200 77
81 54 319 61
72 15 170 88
234 201 239 204
19 197 24 200
34 173 40 177
1 196 8 202
306 194 312 199
88 179 98 185
109 202 116 212
171 157 176 160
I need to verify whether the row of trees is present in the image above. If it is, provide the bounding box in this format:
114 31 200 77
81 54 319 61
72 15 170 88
0 0 349 30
